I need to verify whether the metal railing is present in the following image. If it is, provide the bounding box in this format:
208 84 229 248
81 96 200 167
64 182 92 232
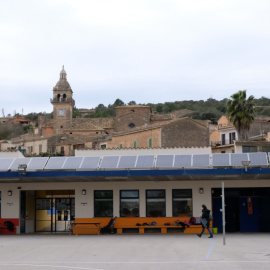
50 98 75 103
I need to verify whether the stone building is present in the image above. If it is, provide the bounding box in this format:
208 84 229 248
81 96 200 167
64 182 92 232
7 67 211 156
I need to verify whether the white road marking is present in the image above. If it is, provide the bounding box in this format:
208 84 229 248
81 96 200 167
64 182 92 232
0 264 103 270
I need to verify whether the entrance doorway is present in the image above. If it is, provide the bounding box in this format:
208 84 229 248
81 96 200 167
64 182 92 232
212 188 270 233
33 190 75 233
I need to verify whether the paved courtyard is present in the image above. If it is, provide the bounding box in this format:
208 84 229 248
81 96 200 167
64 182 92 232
0 233 269 270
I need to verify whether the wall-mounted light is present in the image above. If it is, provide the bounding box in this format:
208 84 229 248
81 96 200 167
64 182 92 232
8 190 12 196
242 160 250 172
199 188 204 194
82 189 86 195
18 164 27 175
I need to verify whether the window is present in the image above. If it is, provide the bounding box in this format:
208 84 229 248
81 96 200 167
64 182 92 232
120 144 123 149
221 134 226 145
262 146 270 152
129 123 135 128
134 141 137 148
39 144 42 154
229 132 236 144
149 138 152 148
120 190 139 217
146 190 166 217
94 191 113 217
101 144 106 149
242 146 257 153
172 189 192 217
60 146 64 155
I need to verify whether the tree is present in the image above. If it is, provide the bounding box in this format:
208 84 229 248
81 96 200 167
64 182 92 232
113 98 125 107
72 106 81 118
226 90 255 141
128 101 136 105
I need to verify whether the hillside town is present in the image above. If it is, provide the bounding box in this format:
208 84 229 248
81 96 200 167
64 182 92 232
1 66 270 156
0 66 270 237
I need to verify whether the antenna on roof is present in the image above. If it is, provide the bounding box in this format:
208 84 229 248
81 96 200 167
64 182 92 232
2 109 5 117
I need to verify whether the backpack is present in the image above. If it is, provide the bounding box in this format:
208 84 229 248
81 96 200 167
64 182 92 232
190 217 196 225
195 218 201 225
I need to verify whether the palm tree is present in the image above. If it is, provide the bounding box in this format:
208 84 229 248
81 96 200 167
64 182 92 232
226 90 255 141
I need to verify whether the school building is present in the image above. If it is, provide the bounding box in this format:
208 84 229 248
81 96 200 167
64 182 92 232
0 149 270 235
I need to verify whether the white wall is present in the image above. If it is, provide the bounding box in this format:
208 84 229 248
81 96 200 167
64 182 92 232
75 147 212 157
2 178 270 234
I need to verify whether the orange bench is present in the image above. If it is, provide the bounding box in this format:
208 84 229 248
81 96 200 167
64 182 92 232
73 217 211 235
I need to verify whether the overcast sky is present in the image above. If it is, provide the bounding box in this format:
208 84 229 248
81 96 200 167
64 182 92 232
1 0 270 115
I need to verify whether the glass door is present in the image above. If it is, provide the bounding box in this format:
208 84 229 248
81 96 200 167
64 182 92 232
55 198 75 232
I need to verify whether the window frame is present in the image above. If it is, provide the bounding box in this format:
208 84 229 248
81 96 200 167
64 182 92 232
146 189 166 217
172 189 192 217
120 190 139 217
94 190 113 217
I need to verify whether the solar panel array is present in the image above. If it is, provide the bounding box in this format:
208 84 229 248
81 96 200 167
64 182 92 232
174 155 192 168
0 152 269 172
10 158 32 171
100 156 120 169
0 158 15 171
212 154 230 167
156 155 174 167
27 157 49 170
249 152 268 166
193 154 210 167
231 153 249 166
80 157 101 169
118 156 137 169
45 157 67 170
136 155 155 168
62 157 83 170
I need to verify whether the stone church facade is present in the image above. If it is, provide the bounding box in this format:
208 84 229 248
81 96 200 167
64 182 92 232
10 67 210 156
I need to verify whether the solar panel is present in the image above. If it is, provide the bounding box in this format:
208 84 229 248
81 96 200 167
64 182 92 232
156 155 174 167
100 156 120 169
27 157 49 170
192 154 210 167
80 156 100 169
231 153 248 166
136 155 155 168
45 157 67 169
174 155 192 168
212 154 230 167
0 158 15 171
62 157 83 169
248 152 268 166
118 156 137 168
10 158 32 171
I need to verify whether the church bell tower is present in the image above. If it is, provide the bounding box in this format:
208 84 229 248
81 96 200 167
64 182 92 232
51 66 75 134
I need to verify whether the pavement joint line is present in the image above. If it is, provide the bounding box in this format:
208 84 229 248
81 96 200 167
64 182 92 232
0 263 102 270
1 261 270 264
206 235 215 260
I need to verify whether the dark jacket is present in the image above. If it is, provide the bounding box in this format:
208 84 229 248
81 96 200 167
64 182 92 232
201 209 210 227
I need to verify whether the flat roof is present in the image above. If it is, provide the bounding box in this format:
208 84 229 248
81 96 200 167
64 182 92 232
0 167 270 183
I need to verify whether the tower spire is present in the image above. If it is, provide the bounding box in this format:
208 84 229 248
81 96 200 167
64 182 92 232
60 65 67 79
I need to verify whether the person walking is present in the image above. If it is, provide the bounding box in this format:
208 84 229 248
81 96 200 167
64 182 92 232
197 204 213 238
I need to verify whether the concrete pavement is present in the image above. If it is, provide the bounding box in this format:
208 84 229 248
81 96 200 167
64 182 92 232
0 233 269 270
